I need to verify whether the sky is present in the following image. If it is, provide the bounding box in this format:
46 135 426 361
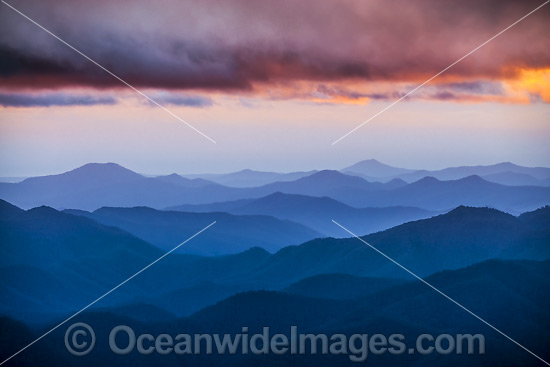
0 0 549 176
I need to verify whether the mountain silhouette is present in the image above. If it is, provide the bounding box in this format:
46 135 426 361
1 163 549 213
333 175 550 213
170 192 439 237
341 158 414 180
152 173 218 188
183 169 317 188
65 205 321 255
481 171 547 186
2 199 549 329
341 160 550 187
283 273 408 300
4 259 548 366
256 170 379 194
0 163 251 210
397 162 550 183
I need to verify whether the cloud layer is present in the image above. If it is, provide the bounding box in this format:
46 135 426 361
1 0 548 101
0 92 116 107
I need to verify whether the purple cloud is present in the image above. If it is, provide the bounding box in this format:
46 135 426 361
0 92 116 107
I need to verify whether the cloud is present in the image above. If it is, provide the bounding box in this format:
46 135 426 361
0 0 548 102
248 79 515 105
0 92 116 107
146 92 213 107
507 68 550 102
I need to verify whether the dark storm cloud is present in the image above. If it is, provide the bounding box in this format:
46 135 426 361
0 0 548 91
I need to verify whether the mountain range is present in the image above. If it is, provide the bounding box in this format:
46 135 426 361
2 258 549 366
2 199 548 325
1 162 549 214
169 192 440 237
182 169 317 188
64 205 320 255
2 160 550 367
342 159 550 186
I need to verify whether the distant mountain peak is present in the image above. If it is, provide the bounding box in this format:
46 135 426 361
449 205 484 213
459 175 491 184
73 162 132 173
300 170 369 186
462 174 483 179
386 178 407 186
445 205 513 219
256 191 343 205
494 162 518 168
312 169 347 177
342 159 413 178
65 162 142 179
79 162 123 168
27 205 60 216
359 158 386 164
238 246 271 257
413 176 440 184
0 199 25 218
355 159 384 165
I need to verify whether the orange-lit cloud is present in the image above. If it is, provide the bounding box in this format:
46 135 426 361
506 68 550 102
